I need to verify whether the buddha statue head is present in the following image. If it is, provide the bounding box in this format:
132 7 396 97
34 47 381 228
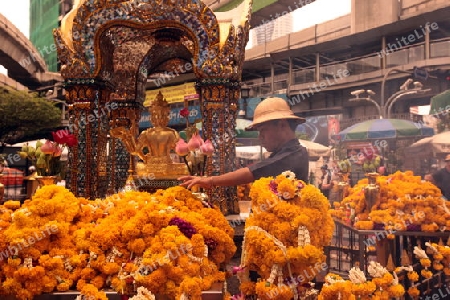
149 91 171 127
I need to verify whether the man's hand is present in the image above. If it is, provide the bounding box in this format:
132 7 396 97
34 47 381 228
178 176 213 189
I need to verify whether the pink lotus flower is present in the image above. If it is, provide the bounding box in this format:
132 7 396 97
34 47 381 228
199 140 214 156
175 139 190 156
187 134 204 151
53 146 63 157
40 140 58 155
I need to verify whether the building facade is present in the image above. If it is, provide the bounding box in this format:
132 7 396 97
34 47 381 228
30 0 73 72
242 0 450 131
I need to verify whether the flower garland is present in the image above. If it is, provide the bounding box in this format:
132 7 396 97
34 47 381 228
0 185 235 300
231 171 334 300
318 263 405 300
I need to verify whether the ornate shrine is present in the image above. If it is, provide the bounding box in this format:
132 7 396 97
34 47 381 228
54 0 253 213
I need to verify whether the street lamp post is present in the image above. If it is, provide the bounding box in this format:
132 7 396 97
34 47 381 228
349 89 383 118
386 88 431 119
350 79 430 119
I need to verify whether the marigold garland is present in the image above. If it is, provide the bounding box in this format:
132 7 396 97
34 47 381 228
235 171 334 300
318 265 405 299
0 185 235 300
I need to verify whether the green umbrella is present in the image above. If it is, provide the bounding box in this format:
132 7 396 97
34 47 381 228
333 118 434 141
429 89 450 116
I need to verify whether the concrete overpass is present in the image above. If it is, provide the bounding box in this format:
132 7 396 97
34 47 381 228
0 13 61 90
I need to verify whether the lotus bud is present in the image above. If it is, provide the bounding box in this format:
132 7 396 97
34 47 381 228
187 134 204 151
40 140 56 154
199 140 214 156
36 156 46 168
18 151 28 159
27 147 36 156
53 147 63 157
175 139 190 156
35 140 43 148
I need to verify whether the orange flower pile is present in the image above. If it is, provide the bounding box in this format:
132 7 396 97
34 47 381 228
0 185 235 299
331 171 446 232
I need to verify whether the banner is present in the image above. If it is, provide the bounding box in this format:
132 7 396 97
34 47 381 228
139 105 201 128
144 83 198 106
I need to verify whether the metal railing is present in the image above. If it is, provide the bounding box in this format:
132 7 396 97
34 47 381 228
246 38 450 97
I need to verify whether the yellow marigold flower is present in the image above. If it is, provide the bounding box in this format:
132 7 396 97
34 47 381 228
387 284 405 297
421 269 433 279
3 200 21 210
407 271 419 282
408 286 420 297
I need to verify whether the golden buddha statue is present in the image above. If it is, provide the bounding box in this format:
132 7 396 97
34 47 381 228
110 91 188 179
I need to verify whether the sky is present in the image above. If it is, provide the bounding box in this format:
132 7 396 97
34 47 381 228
0 0 30 38
0 0 351 41
0 0 350 73
293 0 351 32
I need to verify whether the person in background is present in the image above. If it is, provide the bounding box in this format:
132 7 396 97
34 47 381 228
318 164 333 200
429 154 450 200
178 97 309 189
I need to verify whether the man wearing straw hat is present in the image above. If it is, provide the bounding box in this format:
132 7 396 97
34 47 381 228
429 154 450 200
179 97 309 189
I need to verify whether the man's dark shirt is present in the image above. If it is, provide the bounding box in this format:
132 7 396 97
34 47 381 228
248 139 309 182
432 168 450 200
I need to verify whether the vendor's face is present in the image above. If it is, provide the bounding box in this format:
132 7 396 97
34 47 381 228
256 120 282 152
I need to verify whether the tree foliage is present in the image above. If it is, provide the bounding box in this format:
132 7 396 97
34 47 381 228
0 86 62 145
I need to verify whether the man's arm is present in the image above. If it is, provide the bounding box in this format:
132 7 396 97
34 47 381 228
178 167 255 189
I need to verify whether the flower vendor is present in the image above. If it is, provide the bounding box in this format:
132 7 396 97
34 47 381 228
179 97 310 189
429 153 450 199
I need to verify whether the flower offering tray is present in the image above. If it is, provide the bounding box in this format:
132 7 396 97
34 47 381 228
5 283 223 300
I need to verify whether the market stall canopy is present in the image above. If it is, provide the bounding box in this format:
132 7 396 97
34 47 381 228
333 119 434 141
429 89 450 116
179 119 258 140
235 145 268 160
404 131 450 157
236 139 331 160
298 139 332 158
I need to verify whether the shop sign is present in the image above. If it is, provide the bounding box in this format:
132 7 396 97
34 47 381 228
139 105 201 128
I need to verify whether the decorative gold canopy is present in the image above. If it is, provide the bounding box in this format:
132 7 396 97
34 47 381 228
54 0 252 214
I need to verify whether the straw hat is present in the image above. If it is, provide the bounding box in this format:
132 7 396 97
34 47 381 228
245 97 305 130
445 154 450 161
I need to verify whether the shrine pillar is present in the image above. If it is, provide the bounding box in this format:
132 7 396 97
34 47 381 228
64 79 113 199
198 80 241 214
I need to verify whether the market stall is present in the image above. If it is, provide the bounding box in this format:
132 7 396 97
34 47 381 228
332 119 434 179
403 131 450 175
